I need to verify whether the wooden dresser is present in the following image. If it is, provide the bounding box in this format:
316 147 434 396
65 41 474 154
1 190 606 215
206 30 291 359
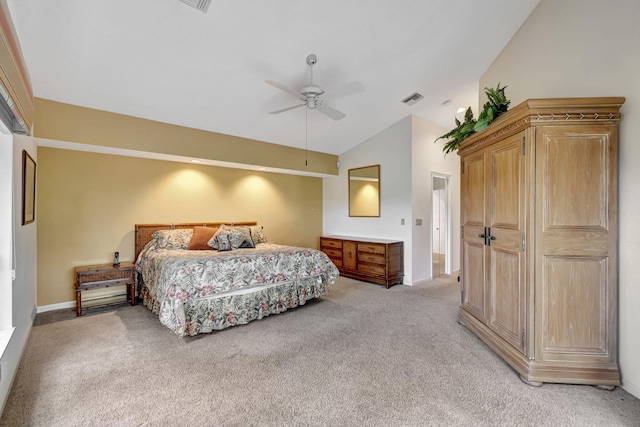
457 97 624 388
320 236 403 288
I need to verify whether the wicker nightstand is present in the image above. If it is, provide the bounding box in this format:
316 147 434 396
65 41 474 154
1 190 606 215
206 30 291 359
74 262 136 316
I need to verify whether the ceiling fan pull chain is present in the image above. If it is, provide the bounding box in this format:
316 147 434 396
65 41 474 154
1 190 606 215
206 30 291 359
304 108 309 166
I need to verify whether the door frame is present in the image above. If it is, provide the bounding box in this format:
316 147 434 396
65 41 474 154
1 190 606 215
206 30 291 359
431 172 451 276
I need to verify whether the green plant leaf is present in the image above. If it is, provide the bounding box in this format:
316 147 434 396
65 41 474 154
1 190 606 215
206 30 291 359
434 83 510 154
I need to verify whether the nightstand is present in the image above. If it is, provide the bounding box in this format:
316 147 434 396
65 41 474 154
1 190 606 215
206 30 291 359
74 262 136 316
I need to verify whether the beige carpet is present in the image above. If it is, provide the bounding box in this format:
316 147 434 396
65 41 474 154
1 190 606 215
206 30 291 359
2 275 640 426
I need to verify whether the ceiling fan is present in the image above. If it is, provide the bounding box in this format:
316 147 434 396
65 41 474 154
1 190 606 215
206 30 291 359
266 54 347 121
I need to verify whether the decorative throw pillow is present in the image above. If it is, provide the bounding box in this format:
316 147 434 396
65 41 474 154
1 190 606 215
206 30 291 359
188 226 218 250
249 225 267 244
228 225 255 248
208 227 244 250
215 234 232 251
152 229 194 250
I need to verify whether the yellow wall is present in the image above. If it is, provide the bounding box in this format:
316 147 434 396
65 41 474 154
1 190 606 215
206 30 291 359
37 147 323 306
34 98 338 176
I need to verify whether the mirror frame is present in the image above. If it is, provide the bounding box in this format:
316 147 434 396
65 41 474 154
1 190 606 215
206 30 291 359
348 164 380 217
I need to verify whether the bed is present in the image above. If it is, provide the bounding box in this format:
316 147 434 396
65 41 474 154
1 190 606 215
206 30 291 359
134 222 339 336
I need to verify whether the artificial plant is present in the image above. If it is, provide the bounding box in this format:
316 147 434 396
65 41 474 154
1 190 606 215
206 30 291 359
435 83 510 154
473 83 510 132
435 106 477 155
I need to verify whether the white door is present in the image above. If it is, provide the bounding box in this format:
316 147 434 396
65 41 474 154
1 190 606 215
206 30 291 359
431 174 450 277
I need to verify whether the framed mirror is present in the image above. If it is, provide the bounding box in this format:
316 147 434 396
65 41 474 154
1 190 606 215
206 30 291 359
349 165 380 217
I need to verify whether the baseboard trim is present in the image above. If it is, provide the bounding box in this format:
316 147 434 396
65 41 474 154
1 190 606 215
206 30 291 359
37 301 75 313
412 270 460 286
622 379 640 399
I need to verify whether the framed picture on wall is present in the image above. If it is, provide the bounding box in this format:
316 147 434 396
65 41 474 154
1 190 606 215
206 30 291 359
22 150 36 225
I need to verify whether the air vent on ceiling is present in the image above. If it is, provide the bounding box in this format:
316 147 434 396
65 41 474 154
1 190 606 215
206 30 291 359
402 92 424 106
179 0 212 13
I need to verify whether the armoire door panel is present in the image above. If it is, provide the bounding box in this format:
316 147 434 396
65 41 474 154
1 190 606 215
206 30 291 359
541 129 610 231
542 257 608 359
491 137 524 230
462 236 487 322
542 230 609 255
489 246 525 350
486 132 527 353
463 154 486 227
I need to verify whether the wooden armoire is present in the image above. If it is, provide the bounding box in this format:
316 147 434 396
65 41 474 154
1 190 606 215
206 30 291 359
457 97 624 387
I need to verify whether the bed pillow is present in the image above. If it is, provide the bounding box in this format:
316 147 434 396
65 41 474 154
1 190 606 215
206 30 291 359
208 227 245 250
249 225 267 244
152 229 194 250
188 226 219 250
227 225 255 248
214 234 232 251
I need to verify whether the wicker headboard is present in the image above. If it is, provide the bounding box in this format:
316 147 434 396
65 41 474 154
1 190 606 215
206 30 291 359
134 221 258 261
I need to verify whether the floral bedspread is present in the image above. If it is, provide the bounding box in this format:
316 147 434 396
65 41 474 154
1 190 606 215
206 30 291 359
136 243 339 336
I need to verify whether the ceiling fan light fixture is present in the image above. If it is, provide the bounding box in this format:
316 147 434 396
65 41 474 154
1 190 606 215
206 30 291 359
307 97 317 109
266 54 347 121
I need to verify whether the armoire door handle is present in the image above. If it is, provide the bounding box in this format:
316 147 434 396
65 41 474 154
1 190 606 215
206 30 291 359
479 227 489 245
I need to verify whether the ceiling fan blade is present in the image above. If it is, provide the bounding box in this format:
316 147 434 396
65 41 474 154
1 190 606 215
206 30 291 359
266 80 306 101
269 103 306 114
331 81 365 99
316 102 346 120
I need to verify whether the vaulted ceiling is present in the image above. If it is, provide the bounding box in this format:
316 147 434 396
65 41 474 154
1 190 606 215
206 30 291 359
8 0 539 155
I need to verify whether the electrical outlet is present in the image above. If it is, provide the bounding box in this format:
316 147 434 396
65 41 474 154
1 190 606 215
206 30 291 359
401 218 405 225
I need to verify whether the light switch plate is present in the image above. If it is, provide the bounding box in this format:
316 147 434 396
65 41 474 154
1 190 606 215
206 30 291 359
416 219 423 226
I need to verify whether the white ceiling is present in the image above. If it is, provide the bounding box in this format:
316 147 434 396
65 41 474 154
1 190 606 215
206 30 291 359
8 0 539 155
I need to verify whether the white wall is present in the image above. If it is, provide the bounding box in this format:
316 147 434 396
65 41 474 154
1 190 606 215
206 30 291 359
0 131 11 331
480 0 640 397
411 116 461 283
323 116 414 283
323 115 461 285
0 133 37 412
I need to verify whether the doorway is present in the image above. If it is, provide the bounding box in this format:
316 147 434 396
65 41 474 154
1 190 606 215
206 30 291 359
431 174 450 278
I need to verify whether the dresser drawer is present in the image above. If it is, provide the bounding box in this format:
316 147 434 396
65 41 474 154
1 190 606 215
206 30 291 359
358 252 385 264
322 248 343 259
321 239 343 249
357 243 386 255
357 263 386 276
78 269 132 285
